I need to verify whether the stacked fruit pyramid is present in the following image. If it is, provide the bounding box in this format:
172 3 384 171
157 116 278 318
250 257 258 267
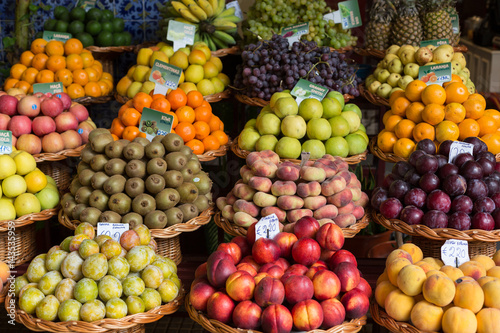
188 216 370 332
374 244 500 333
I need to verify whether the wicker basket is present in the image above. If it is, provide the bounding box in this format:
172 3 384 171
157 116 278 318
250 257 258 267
370 302 425 333
0 224 37 266
155 236 182 265
38 160 74 190
231 135 368 165
0 207 59 232
86 46 136 53
214 210 370 239
32 144 85 163
412 235 497 258
4 287 184 333
330 46 354 54
355 45 468 60
115 89 231 105
234 93 355 107
198 140 232 162
186 293 366 333
211 46 241 57
73 95 113 106
359 83 390 107
369 136 406 163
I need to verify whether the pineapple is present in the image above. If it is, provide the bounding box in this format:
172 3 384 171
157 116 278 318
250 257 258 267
445 0 460 46
365 0 395 50
423 0 453 42
391 0 423 46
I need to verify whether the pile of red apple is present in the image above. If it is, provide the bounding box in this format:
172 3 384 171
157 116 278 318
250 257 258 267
372 137 500 231
0 92 95 154
189 216 371 333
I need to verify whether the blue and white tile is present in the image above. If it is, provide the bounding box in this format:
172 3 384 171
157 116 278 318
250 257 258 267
125 20 145 44
0 2 16 21
144 20 160 43
144 1 161 20
114 0 144 21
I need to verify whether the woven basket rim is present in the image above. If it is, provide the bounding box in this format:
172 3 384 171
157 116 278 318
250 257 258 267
73 94 113 106
355 44 468 59
231 135 368 165
233 92 355 107
0 286 7 304
329 46 354 54
372 209 500 242
185 293 366 333
370 302 428 333
115 89 231 105
359 83 390 107
198 139 232 162
85 45 136 53
32 144 85 163
211 46 241 57
4 287 184 333
0 207 59 232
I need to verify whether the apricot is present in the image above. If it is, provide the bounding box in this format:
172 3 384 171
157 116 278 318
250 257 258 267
423 274 455 307
387 258 411 286
459 261 486 280
399 243 423 263
397 264 426 296
384 289 415 321
385 249 413 268
374 281 398 308
376 269 389 285
440 265 464 282
442 306 477 333
421 257 444 270
482 279 500 308
486 266 500 279
415 260 436 273
476 308 500 333
426 269 448 279
472 255 496 271
493 249 500 266
410 300 443 332
454 280 484 313
478 276 498 287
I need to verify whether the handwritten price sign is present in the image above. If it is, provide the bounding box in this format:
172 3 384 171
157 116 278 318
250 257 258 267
448 141 474 163
441 239 469 267
97 223 129 242
255 214 279 240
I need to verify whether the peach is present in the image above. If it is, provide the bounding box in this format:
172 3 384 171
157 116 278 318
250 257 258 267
316 222 344 251
259 150 280 165
226 270 255 302
194 262 207 279
328 249 357 270
321 298 345 328
271 180 297 196
216 197 227 211
321 175 346 196
386 257 411 286
337 202 355 215
254 276 285 307
454 279 484 313
352 206 365 220
261 304 293 333
248 176 273 192
477 276 498 287
206 250 237 288
304 196 327 210
0 261 9 284
233 199 260 217
487 266 500 278
341 289 370 319
329 189 353 208
251 159 278 178
376 270 389 285
221 205 235 221
189 280 216 312
320 248 336 262
293 216 320 239
233 183 256 201
422 257 444 269
333 262 360 292
233 211 258 227
240 167 254 184
332 213 356 227
276 163 300 181
493 249 500 266
472 255 496 272
386 249 413 268
274 258 290 271
397 264 426 296
423 273 456 307
415 260 436 273
353 192 369 208
206 291 235 324
254 272 271 285
375 280 399 307
300 166 326 182
296 181 321 198
276 195 303 210
236 262 258 277
226 191 237 205
230 236 250 258
305 266 326 280
261 206 287 223
476 308 500 333
347 185 362 202
240 255 260 271
252 237 281 265
337 170 351 184
459 260 487 280
281 264 308 284
232 300 262 330
482 279 500 308
312 269 340 301
259 263 285 279
273 232 298 258
292 299 323 330
217 243 242 265
246 152 262 167
439 266 463 281
253 191 278 207
385 289 415 321
284 274 314 304
410 300 444 332
286 209 313 223
354 277 372 298
426 269 448 279
399 243 423 263
292 237 321 266
442 307 477 333
313 204 339 220
313 159 338 178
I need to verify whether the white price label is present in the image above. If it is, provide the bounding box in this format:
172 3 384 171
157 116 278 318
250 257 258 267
441 239 469 267
300 151 311 168
448 141 474 163
97 223 129 242
255 214 280 240
227 1 243 20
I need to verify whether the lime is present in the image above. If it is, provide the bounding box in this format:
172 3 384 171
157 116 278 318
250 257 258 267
111 18 124 33
101 9 114 22
55 20 69 33
70 7 86 22
86 8 102 22
96 31 113 47
101 21 113 32
86 20 102 36
122 31 132 45
54 6 70 21
43 19 57 31
76 32 94 48
112 32 126 46
68 20 85 36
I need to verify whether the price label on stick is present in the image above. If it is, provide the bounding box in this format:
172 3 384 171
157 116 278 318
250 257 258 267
300 152 311 168
227 1 243 20
291 79 328 105
0 130 13 155
139 107 175 141
255 214 280 241
448 141 474 163
441 239 469 268
281 22 309 47
149 59 182 95
323 0 361 29
418 62 452 86
75 0 97 11
167 20 196 51
33 82 64 94
43 31 72 42
420 38 450 48
451 15 460 34
97 223 129 242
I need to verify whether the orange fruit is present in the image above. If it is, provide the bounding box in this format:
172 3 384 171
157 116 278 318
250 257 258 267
484 109 500 127
133 92 153 113
90 64 103 78
167 88 188 110
150 97 171 113
405 80 427 102
421 84 446 105
201 100 212 111
121 108 141 126
45 40 65 56
97 81 110 96
166 111 178 129
389 90 406 107
32 53 49 71
458 119 480 140
203 135 221 151
405 102 425 124
186 139 205 154
444 103 466 124
477 116 498 137
193 121 210 140
382 110 393 125
84 67 99 82
10 64 27 80
468 93 487 106
111 133 119 141
211 130 228 145
194 106 213 123
73 69 89 86
36 69 55 83
422 104 445 125
385 115 403 132
435 121 460 142
31 38 47 55
175 122 196 142
393 138 416 158
20 51 35 67
110 118 126 138
445 82 470 104
377 131 398 153
118 102 134 118
100 79 113 91
4 78 19 91
64 38 83 56
186 90 204 108
101 72 113 83
80 52 95 68
394 119 416 139
54 68 73 87
67 83 85 99
84 82 101 97
482 133 500 155
413 122 436 142
66 54 83 71
21 67 39 85
391 97 411 116
463 98 485 119
208 115 222 132
443 74 463 87
122 126 141 141
14 80 31 93
175 106 195 123
46 55 66 72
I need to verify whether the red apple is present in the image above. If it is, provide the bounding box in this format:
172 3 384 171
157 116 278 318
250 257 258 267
259 263 284 279
17 95 40 117
254 276 285 307
60 130 82 149
55 92 72 111
189 280 216 312
8 115 31 137
283 274 314 304
252 237 281 265
194 262 207 279
0 114 10 130
316 223 345 251
291 299 324 331
206 291 235 324
236 262 258 277
353 277 372 298
32 116 56 136
226 270 255 302
328 249 358 271
261 304 293 333
293 216 320 239
321 298 346 328
230 236 251 257
232 300 262 330
206 250 237 288
16 134 41 154
273 232 298 258
0 95 18 116
340 289 369 319
333 262 360 292
55 112 78 132
41 96 63 117
292 238 321 266
217 242 242 265
42 132 64 153
312 269 341 301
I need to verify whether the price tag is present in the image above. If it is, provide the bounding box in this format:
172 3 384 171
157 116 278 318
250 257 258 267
149 59 182 95
418 62 452 86
0 131 13 155
323 12 335 22
227 1 243 20
33 82 64 94
97 223 129 242
167 20 196 51
291 79 328 104
451 15 460 34
75 0 97 11
42 31 72 42
420 38 450 48
255 214 280 241
139 107 175 140
300 152 311 168
441 239 469 268
337 0 362 29
448 141 474 163
281 22 309 47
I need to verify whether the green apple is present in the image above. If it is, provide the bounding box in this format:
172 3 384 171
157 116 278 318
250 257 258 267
270 92 292 108
353 130 369 144
306 118 331 141
255 135 278 151
244 119 257 129
275 137 301 159
325 137 349 158
345 133 368 155
340 111 360 133
272 97 298 119
321 97 342 118
256 113 281 136
35 187 60 210
328 116 350 137
281 115 306 139
298 98 323 121
239 128 261 151
325 91 345 109
301 140 326 159
342 104 362 119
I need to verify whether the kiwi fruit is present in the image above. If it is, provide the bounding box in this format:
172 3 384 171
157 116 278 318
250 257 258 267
91 133 115 153
70 178 82 196
144 210 168 229
193 195 210 212
100 211 122 224
79 207 102 226
126 160 146 178
63 199 77 217
88 128 111 143
108 193 132 215
155 188 180 210
88 190 109 211
145 174 165 195
176 182 199 203
165 207 183 226
105 140 127 159
104 158 127 176
178 203 199 222
81 145 97 164
179 166 194 182
145 141 166 159
123 142 145 160
77 161 90 174
125 177 145 198
75 186 93 205
90 154 109 172
133 136 150 147
163 170 183 188
78 169 95 187
91 172 109 190
165 152 187 171
103 175 127 195
132 193 156 216
61 192 74 206
190 154 199 162
72 203 88 220
179 145 193 159
191 172 212 195
147 157 167 175
121 212 143 228
161 133 183 152
185 159 201 175
152 135 165 143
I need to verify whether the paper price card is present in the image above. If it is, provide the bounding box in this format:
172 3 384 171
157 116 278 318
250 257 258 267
139 107 175 141
149 59 182 95
281 22 309 47
255 214 280 241
0 131 13 155
448 141 474 163
441 239 469 268
291 79 328 104
43 31 72 42
97 223 129 242
323 0 361 29
167 20 196 51
33 82 64 94
420 38 450 48
75 0 97 11
451 15 460 34
300 152 311 168
227 1 243 20
418 62 452 86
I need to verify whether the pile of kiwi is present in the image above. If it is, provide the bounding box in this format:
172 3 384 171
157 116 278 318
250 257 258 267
61 128 213 229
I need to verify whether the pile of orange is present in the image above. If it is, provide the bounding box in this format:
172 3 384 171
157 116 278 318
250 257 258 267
378 75 500 158
3 38 113 99
110 88 229 154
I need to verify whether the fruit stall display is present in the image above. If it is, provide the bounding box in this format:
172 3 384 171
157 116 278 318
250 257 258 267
116 42 230 102
5 225 183 331
214 150 369 238
3 38 113 102
372 245 500 333
235 91 368 162
59 128 215 264
187 217 369 333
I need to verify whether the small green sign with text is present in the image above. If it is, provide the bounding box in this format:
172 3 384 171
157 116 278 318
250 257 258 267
418 62 452 86
451 15 460 34
0 131 13 155
149 60 182 92
291 79 328 104
33 82 64 94
420 38 450 48
281 22 309 45
43 31 72 42
338 0 362 29
167 20 196 51
75 0 96 11
139 107 175 141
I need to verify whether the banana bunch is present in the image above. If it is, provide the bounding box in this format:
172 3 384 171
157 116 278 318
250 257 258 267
159 0 241 51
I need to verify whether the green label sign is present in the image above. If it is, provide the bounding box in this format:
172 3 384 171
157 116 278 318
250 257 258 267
139 107 175 140
281 22 309 45
33 82 64 94
451 15 460 34
420 38 450 48
149 60 182 95
338 0 362 29
0 131 13 155
291 79 328 104
75 0 97 11
418 62 452 86
42 31 72 42
167 20 196 51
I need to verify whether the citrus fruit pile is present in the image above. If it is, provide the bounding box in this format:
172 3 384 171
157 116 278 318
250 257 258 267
4 38 113 99
378 79 500 158
116 42 230 99
110 88 228 154
43 6 131 48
